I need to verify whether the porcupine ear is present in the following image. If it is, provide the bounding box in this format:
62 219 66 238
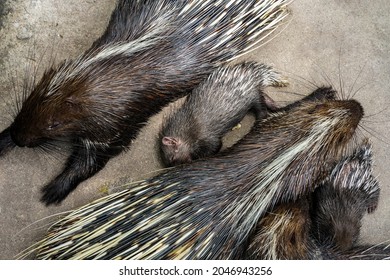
162 136 180 149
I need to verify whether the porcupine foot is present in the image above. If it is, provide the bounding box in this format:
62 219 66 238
310 140 380 251
254 64 289 114
0 127 16 156
40 140 122 205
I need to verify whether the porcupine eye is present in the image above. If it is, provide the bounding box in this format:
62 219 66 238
47 121 61 131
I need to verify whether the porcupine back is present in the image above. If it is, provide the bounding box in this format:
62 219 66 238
246 141 390 260
0 0 291 205
29 86 365 259
159 62 284 166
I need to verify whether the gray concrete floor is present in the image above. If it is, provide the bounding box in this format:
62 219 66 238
0 0 389 259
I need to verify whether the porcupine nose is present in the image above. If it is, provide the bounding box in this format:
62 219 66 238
10 126 27 147
345 99 364 128
347 99 364 118
9 124 38 148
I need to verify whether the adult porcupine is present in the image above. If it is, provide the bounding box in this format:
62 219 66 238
28 86 365 259
0 0 291 205
246 141 389 260
159 62 284 167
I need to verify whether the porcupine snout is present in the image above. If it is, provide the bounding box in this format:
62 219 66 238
9 125 27 147
344 99 364 128
9 122 40 148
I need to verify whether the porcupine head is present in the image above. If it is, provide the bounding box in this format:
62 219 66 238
9 71 82 147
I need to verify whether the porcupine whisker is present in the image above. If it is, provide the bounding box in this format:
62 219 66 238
6 43 41 118
22 42 44 104
35 141 70 163
334 43 366 101
270 89 306 104
0 94 14 123
336 47 347 100
346 61 368 100
357 125 390 146
7 69 22 117
363 105 390 121
275 69 319 92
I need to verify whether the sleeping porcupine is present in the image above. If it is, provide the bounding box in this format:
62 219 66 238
246 140 389 259
28 86 371 259
159 62 284 167
0 0 291 205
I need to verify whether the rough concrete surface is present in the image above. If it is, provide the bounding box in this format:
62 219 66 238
0 0 389 259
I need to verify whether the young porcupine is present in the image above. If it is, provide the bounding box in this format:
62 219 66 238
246 141 389 260
26 86 366 259
0 0 291 205
159 62 284 167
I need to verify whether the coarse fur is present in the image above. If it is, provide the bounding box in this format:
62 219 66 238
246 141 390 260
26 86 365 259
159 62 285 167
0 0 291 205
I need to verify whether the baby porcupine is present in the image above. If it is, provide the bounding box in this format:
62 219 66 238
246 141 389 260
310 140 383 257
25 85 367 259
159 62 284 166
0 0 291 205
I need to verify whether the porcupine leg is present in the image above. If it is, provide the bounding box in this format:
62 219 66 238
0 127 16 156
40 140 121 205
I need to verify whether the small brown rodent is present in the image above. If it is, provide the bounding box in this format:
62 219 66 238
29 86 364 259
159 62 283 167
0 0 291 205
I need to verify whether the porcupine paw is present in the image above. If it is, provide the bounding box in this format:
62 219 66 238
40 179 72 206
271 75 289 88
332 140 380 214
265 67 289 88
360 175 380 214
350 141 380 214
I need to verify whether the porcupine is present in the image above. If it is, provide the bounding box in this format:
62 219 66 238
0 0 291 205
26 85 367 260
159 62 284 167
246 141 390 260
